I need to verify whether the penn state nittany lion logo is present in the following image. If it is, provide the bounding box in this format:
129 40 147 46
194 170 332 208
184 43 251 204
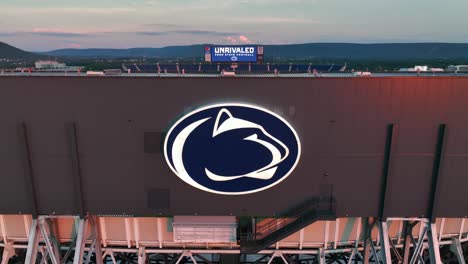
164 103 301 195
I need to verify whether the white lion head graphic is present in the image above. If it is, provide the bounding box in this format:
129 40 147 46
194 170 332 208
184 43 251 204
165 104 300 195
205 109 290 181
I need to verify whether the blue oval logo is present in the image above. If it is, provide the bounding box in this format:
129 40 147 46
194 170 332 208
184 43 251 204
164 103 301 195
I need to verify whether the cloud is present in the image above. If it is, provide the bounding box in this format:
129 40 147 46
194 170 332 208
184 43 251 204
2 28 239 39
0 32 16 37
60 43 83 49
137 30 239 37
239 35 250 43
142 23 181 28
146 0 164 6
136 31 169 36
225 35 252 44
31 32 89 37
0 7 136 15
171 30 238 36
226 17 320 24
238 0 315 5
0 28 95 38
226 36 238 44
30 28 92 37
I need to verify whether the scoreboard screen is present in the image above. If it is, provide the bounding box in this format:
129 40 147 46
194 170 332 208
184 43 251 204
205 46 263 62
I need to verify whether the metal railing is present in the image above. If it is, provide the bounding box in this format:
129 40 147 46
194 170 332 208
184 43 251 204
253 198 336 241
240 197 336 251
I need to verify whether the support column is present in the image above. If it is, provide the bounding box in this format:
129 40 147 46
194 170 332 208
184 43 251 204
90 216 103 264
346 249 356 264
318 248 325 264
1 243 15 264
73 215 103 264
157 218 163 249
362 218 372 264
401 221 418 264
102 251 117 264
38 217 60 264
333 219 340 249
24 217 65 264
175 251 198 264
378 221 392 264
409 224 427 264
73 218 88 264
266 251 289 264
426 222 442 264
450 237 466 264
24 220 39 264
138 247 148 264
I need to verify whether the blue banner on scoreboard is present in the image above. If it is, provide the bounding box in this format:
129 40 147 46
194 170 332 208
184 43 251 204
207 46 258 62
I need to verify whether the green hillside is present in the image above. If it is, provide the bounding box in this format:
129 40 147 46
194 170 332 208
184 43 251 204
0 41 46 59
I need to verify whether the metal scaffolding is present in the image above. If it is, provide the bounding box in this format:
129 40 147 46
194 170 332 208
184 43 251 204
1 215 467 264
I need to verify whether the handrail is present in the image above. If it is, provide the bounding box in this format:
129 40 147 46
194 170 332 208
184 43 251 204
249 198 336 241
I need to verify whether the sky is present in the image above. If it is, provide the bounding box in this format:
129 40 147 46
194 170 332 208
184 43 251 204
0 0 467 51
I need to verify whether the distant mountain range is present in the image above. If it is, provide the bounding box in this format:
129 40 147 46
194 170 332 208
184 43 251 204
41 43 468 60
2 41 468 60
0 42 47 59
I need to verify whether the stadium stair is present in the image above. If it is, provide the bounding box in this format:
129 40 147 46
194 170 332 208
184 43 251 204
239 197 336 254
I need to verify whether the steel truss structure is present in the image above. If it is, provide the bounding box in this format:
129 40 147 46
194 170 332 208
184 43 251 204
1 215 467 264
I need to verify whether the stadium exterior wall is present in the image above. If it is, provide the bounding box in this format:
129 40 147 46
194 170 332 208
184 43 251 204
0 76 467 217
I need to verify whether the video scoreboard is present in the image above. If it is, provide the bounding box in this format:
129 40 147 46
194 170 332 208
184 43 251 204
205 45 264 63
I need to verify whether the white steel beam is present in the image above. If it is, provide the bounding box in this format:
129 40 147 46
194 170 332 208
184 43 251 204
176 251 197 264
334 219 340 249
90 216 103 264
0 215 7 243
134 218 140 248
99 217 108 247
138 247 147 264
25 219 39 264
61 218 80 264
418 221 424 241
450 237 466 264
460 218 466 240
278 253 289 264
355 217 362 245
362 218 373 264
102 251 117 264
409 225 427 264
38 218 60 264
187 252 198 264
39 247 48 264
318 247 325 264
438 218 445 242
378 221 392 264
369 238 378 263
266 255 274 264
266 251 289 264
157 218 163 249
175 252 187 264
84 240 96 264
23 215 31 238
427 222 442 264
73 218 87 264
346 248 356 264
397 220 403 245
1 243 15 264
324 221 330 249
299 229 304 250
124 218 132 248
